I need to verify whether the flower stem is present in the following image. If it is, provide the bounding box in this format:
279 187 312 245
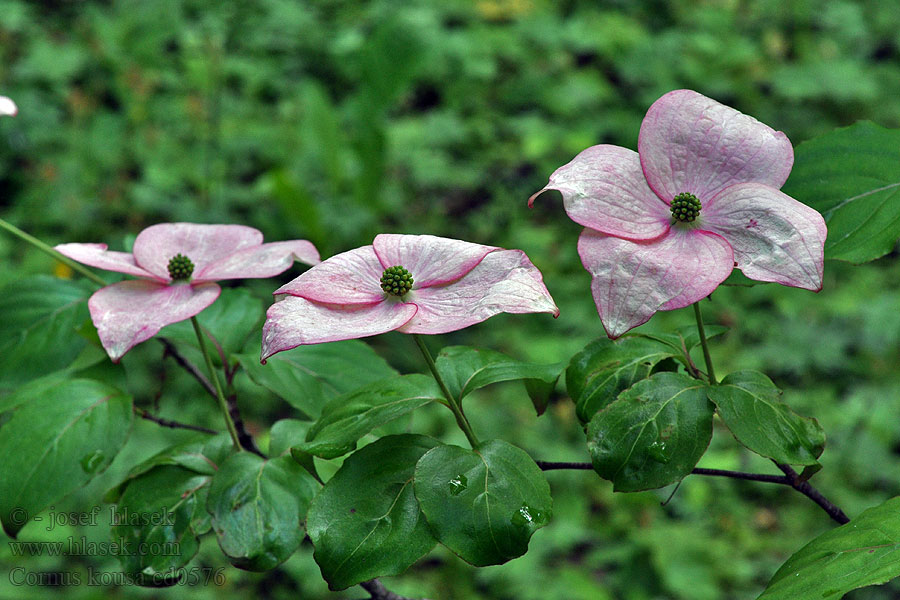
191 316 241 450
693 302 717 385
0 217 108 287
412 334 480 448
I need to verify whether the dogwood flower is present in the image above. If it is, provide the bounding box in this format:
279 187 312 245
261 233 559 361
0 96 16 117
56 223 319 361
530 89 826 338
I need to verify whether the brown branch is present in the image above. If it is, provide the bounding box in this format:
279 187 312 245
134 406 217 435
535 461 594 471
775 463 850 524
158 336 264 457
359 579 423 600
691 467 789 485
158 337 215 397
536 461 851 524
227 392 264 457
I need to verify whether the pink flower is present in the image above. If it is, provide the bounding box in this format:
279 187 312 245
530 89 826 338
56 223 320 361
261 234 559 361
0 96 16 117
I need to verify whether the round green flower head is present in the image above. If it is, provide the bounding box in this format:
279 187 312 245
671 192 702 222
380 265 414 296
167 253 195 281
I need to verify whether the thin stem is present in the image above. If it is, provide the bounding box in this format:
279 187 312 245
535 460 850 524
0 217 107 287
134 406 217 435
693 302 717 384
412 334 480 448
191 316 241 450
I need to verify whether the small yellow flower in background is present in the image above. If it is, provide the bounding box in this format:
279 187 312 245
53 262 74 280
476 0 533 21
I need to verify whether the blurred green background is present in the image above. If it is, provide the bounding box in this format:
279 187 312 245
2 0 900 598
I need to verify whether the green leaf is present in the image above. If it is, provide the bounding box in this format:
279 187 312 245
707 371 824 466
0 275 93 391
105 433 235 503
113 465 209 586
160 287 263 359
566 336 677 423
237 340 398 419
0 371 71 413
0 378 133 537
414 439 552 567
759 496 900 600
435 345 565 415
308 435 439 590
289 446 322 485
207 453 318 571
270 420 323 486
782 121 900 263
268 418 311 457
266 167 327 249
721 268 766 287
636 324 728 363
586 372 714 492
295 374 443 459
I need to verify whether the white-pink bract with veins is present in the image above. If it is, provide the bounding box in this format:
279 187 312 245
56 223 320 362
530 89 826 339
261 233 559 361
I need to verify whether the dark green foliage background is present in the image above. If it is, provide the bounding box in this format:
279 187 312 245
1 0 900 598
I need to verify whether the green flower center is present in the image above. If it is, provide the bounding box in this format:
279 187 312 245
671 192 702 222
380 265 414 297
167 253 195 281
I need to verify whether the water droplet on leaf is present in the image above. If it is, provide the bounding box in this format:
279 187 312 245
80 450 105 473
647 441 670 464
448 474 468 495
512 505 533 527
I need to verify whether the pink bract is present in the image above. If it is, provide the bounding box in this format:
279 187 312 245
56 223 320 361
530 89 826 338
0 96 16 117
260 234 559 361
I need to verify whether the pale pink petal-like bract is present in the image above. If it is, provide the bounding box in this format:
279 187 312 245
132 223 264 280
274 245 385 305
261 296 417 361
55 243 161 280
701 183 825 291
373 234 496 288
399 249 560 334
0 96 17 117
638 89 794 203
195 240 320 281
529 145 671 241
577 228 733 338
89 280 221 362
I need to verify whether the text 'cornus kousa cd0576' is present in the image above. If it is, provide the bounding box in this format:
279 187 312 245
260 233 559 361
56 223 320 361
529 89 826 339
